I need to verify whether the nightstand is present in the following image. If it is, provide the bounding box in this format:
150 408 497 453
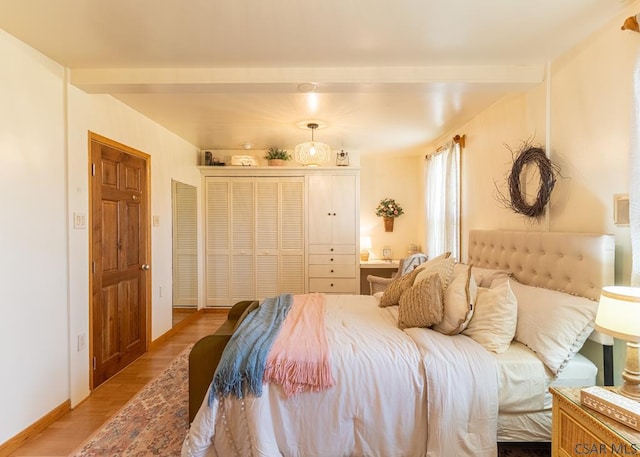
551 387 640 456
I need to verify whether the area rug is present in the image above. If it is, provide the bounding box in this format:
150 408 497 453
69 345 193 457
69 343 550 457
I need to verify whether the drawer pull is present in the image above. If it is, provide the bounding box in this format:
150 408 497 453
330 258 334 262
333 213 336 216
330 283 334 287
331 270 334 273
327 212 331 216
330 248 334 252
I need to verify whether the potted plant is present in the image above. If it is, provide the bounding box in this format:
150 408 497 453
375 198 404 232
264 147 292 166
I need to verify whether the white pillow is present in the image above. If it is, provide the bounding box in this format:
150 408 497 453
414 254 455 290
462 280 517 353
493 277 598 375
433 264 478 335
469 266 511 288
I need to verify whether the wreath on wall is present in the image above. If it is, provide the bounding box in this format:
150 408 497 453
496 140 561 219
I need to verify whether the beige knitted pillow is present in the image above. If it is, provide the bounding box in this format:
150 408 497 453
397 274 444 329
413 255 455 291
379 268 421 308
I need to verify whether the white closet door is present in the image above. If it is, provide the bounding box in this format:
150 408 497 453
307 174 333 244
231 178 255 302
280 178 305 294
204 174 307 305
331 175 356 245
256 178 279 299
205 179 231 305
172 181 198 306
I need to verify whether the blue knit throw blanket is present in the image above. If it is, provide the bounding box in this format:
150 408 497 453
209 294 293 404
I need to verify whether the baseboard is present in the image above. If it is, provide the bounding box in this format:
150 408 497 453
150 309 204 350
202 307 231 314
0 400 70 456
150 307 230 350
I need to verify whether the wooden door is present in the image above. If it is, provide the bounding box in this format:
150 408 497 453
90 133 150 389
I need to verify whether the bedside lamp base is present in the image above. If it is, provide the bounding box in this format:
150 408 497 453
620 342 640 401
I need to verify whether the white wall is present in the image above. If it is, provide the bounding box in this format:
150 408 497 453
66 92 201 406
0 29 69 444
435 4 638 282
427 2 640 384
359 153 424 261
0 28 201 444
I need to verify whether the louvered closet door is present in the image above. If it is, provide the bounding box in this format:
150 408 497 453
172 181 198 306
255 178 279 299
231 178 255 302
279 178 305 294
205 179 231 306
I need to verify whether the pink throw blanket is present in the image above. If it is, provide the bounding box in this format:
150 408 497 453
263 293 335 396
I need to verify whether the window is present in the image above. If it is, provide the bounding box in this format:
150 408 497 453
424 141 460 260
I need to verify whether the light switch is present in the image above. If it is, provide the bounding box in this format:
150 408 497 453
153 215 160 227
73 212 86 229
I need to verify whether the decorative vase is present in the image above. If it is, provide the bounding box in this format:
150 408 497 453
268 159 285 166
383 217 394 232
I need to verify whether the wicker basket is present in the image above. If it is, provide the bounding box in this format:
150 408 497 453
384 217 394 232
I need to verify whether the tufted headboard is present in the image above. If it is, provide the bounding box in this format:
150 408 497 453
467 230 615 302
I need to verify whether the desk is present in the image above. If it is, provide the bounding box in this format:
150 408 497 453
359 260 399 294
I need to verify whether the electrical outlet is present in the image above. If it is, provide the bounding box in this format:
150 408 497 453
153 215 160 227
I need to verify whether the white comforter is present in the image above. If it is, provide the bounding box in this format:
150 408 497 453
183 295 498 457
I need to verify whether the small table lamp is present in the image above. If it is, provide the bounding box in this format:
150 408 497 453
360 236 372 261
595 286 640 400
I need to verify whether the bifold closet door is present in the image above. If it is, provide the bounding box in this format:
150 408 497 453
205 176 305 306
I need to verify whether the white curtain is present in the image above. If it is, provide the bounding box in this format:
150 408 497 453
631 48 640 286
425 141 460 260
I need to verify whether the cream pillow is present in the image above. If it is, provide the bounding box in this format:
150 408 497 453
493 277 598 375
397 273 444 329
470 266 511 288
433 264 478 335
413 254 455 291
462 280 517 354
379 268 421 308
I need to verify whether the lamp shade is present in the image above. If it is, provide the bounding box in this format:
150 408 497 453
294 141 330 165
294 122 330 166
360 236 372 250
595 286 640 342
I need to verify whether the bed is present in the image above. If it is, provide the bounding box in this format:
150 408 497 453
182 229 615 457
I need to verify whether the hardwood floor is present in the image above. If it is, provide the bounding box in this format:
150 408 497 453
172 306 198 327
6 309 228 457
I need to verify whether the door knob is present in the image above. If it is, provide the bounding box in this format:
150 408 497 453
141 264 150 270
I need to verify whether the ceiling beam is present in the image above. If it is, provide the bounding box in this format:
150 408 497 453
70 64 546 94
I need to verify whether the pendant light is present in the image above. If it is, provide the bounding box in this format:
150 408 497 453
294 123 331 166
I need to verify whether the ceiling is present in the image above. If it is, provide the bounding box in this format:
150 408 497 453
0 0 633 154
